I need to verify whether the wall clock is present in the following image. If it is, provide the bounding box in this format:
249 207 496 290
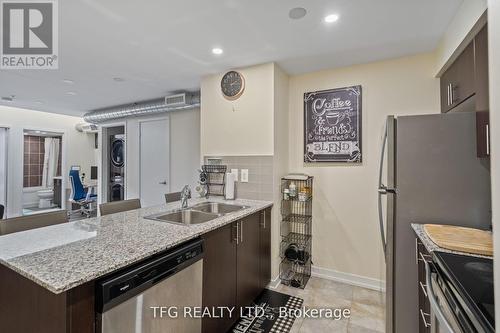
221 71 245 100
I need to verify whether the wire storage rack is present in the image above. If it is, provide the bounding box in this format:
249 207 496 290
201 164 227 197
279 175 313 289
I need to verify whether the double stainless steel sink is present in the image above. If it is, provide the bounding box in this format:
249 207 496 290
144 202 248 226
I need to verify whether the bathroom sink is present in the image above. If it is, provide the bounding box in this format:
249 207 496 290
145 209 220 225
191 202 248 215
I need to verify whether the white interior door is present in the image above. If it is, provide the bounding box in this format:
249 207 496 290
140 119 170 207
0 128 7 214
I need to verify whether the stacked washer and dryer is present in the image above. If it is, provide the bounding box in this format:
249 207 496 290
107 127 125 202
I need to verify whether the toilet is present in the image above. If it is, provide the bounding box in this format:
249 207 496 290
37 189 54 209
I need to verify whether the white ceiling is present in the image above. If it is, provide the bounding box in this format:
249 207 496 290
0 0 463 117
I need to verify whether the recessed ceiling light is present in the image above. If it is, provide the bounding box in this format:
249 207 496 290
35 101 44 105
324 14 339 23
35 130 41 133
62 79 74 84
66 91 77 96
113 77 125 82
212 48 223 55
289 7 307 20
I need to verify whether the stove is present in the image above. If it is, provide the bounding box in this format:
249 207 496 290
433 251 494 332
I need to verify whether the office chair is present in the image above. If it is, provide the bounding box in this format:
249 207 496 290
69 169 97 218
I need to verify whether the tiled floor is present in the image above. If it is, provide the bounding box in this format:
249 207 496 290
274 277 385 333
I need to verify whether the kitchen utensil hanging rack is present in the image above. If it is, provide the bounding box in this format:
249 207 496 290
279 175 313 289
202 164 227 197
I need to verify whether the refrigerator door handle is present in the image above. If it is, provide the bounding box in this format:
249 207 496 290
377 121 389 258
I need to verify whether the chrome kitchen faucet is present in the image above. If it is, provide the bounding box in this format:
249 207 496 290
181 185 191 209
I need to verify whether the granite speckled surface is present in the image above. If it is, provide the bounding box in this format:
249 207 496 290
0 197 272 294
411 223 492 259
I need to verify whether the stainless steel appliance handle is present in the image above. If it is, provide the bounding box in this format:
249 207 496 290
377 121 388 258
425 261 455 333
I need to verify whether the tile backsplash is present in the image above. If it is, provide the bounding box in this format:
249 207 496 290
204 156 274 201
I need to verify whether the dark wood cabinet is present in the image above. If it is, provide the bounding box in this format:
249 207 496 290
415 238 432 333
476 111 490 158
202 208 272 333
236 213 263 310
201 222 238 333
0 264 95 333
475 25 489 112
440 24 490 159
259 208 272 289
475 25 490 158
440 42 475 113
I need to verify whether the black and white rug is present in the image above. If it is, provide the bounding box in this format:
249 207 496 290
230 289 304 333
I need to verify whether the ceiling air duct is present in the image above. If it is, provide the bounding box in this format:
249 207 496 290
83 92 200 124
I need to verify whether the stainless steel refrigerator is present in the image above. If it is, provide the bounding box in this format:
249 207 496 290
377 112 491 333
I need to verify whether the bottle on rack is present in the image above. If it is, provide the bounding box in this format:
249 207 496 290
289 182 297 198
283 189 290 200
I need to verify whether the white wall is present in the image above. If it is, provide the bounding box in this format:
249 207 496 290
435 0 487 75
0 105 96 217
487 1 500 329
170 109 201 192
288 53 440 282
272 64 290 278
201 63 275 156
99 109 201 205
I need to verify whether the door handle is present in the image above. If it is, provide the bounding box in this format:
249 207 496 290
159 181 167 185
240 221 243 243
420 309 431 328
486 124 490 156
261 211 266 228
447 83 451 106
234 223 239 245
378 184 396 194
378 121 389 259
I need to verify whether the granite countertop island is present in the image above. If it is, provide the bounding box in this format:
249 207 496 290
0 197 272 294
411 223 492 259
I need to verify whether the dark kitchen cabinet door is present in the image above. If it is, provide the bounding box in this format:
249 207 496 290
202 223 238 333
476 111 490 158
416 238 432 333
475 25 489 112
440 42 475 112
440 62 458 113
259 208 272 289
453 42 475 106
236 214 262 310
475 25 489 158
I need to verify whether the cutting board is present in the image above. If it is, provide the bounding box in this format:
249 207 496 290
424 224 493 256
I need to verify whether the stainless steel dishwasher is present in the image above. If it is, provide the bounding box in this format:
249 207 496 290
96 238 203 333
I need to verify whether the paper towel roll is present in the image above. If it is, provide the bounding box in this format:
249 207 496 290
225 172 235 200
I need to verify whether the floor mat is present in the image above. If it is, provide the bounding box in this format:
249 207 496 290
230 289 303 333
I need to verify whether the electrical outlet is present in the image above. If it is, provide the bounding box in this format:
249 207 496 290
241 169 249 183
231 169 239 181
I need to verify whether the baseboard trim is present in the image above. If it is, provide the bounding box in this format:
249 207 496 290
312 265 386 292
267 275 281 289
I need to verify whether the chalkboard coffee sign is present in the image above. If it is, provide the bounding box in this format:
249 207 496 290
304 85 362 163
